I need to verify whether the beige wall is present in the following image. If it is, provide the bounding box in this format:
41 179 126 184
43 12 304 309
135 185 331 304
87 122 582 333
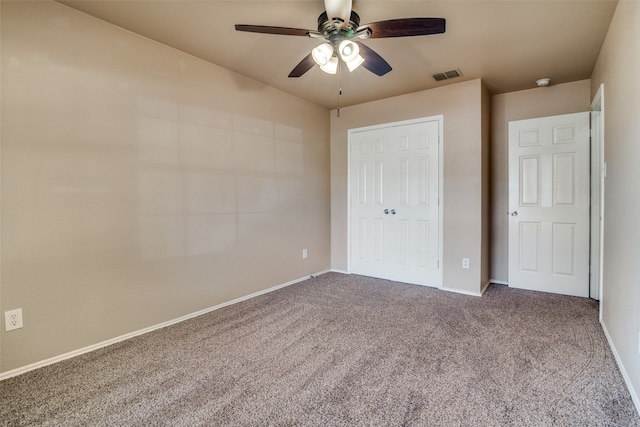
481 82 491 289
330 79 487 294
0 1 330 373
489 80 591 282
590 0 640 407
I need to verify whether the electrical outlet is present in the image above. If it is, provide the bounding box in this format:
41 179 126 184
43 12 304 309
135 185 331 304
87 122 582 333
302 248 308 259
5 308 23 332
462 258 470 269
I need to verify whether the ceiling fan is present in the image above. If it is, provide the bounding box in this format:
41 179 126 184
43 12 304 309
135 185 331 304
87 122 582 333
235 0 445 78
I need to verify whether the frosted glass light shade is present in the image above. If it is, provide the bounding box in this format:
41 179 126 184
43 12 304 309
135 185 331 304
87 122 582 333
345 55 364 72
312 43 334 66
320 56 338 74
338 40 364 72
338 40 359 62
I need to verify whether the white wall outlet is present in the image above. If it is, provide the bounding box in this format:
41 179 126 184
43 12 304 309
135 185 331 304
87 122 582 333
5 308 23 332
462 258 470 269
302 248 308 259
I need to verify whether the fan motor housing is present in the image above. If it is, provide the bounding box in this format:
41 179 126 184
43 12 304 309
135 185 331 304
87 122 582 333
317 11 361 36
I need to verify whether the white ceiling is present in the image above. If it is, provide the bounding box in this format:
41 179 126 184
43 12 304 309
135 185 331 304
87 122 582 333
57 0 618 109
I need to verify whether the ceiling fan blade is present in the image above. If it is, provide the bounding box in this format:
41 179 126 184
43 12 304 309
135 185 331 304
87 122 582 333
362 18 446 38
356 42 392 76
288 53 316 78
324 0 352 23
235 24 317 37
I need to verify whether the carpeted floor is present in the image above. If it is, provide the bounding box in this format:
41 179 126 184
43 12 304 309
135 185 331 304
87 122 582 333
1 272 639 426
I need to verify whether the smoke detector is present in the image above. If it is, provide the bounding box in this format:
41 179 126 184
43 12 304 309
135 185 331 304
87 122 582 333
536 78 551 87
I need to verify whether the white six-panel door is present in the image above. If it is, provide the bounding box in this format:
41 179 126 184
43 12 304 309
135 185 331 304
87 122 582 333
349 118 441 287
508 112 590 297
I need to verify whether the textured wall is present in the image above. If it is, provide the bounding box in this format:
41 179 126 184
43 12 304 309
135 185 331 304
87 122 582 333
590 0 640 410
0 1 330 373
481 82 491 290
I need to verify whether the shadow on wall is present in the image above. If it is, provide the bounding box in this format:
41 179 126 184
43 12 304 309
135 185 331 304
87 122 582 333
136 96 305 260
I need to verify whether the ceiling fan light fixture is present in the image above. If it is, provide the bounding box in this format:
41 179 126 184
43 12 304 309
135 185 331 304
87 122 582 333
338 40 364 72
345 54 364 72
312 43 334 66
320 56 339 74
236 5 445 79
338 40 359 62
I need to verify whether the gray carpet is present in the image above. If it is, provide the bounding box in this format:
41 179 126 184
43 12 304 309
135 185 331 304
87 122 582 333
1 272 639 426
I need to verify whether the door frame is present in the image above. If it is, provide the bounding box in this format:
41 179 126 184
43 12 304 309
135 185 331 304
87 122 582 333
346 115 444 287
590 84 605 304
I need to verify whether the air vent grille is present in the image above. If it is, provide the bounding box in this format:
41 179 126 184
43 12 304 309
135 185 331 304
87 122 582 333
432 69 463 82
445 69 461 79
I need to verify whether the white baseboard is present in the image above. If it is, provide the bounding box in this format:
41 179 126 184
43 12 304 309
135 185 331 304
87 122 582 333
311 269 332 277
440 286 482 297
0 271 327 382
601 320 640 416
330 269 350 275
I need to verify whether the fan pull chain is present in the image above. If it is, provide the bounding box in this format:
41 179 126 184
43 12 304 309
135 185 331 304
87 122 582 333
337 62 342 117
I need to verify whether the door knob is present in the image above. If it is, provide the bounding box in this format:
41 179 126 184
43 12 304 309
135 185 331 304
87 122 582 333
510 211 518 216
384 209 389 214
390 209 396 215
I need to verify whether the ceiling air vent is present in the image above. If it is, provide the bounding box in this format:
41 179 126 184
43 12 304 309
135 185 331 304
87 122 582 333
433 69 463 82
445 69 461 79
